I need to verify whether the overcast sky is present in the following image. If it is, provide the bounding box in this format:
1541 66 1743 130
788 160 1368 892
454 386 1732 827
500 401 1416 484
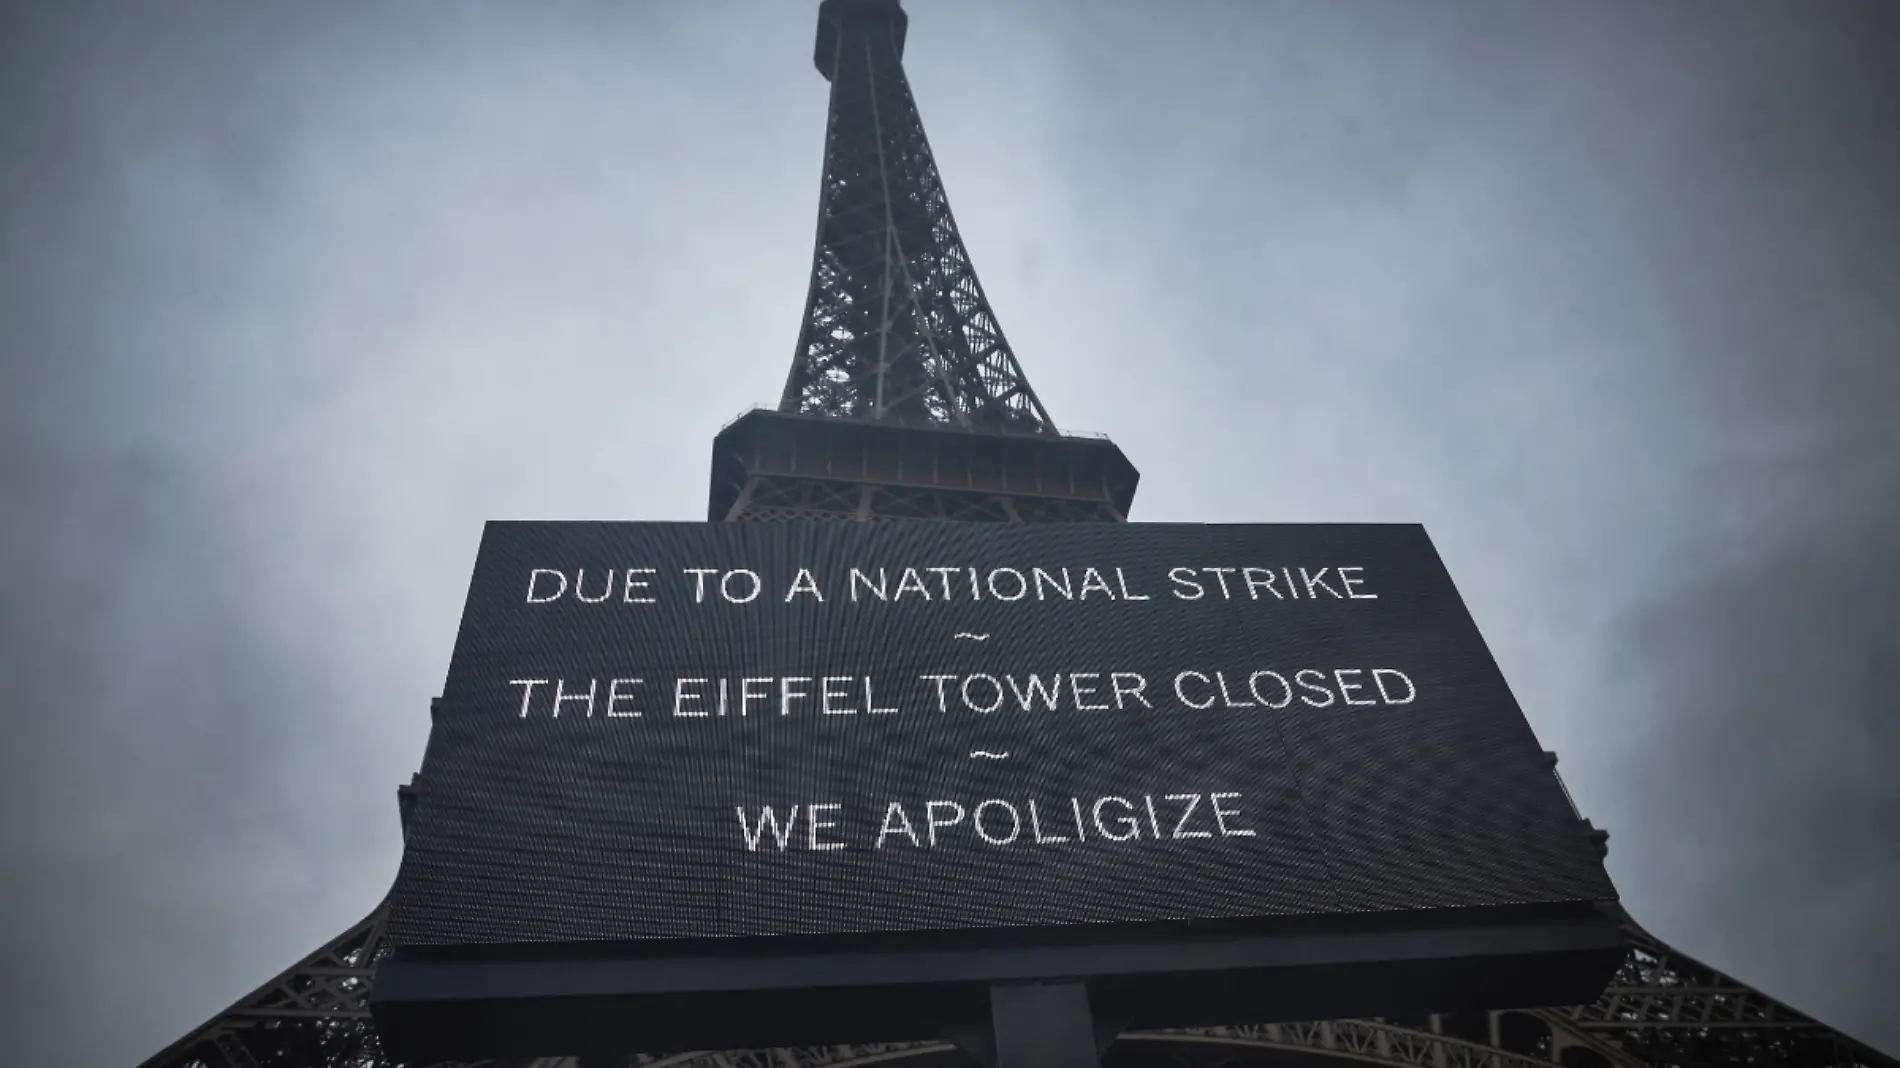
3 1 1897 1064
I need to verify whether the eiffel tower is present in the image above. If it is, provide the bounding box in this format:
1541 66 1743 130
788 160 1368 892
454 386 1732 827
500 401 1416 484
137 2 1894 1066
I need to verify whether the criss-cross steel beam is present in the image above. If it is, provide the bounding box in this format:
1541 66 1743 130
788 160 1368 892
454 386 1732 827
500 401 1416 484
780 0 1052 434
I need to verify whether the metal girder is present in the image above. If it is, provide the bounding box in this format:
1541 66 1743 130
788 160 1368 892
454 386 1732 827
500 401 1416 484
1552 917 1895 1067
134 905 402 1068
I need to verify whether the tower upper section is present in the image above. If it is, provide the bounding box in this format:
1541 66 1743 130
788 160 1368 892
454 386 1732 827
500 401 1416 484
782 0 1055 435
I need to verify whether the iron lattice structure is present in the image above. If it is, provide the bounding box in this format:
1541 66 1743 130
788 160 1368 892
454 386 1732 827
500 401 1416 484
708 0 1134 525
782 0 1049 432
138 1 1893 1066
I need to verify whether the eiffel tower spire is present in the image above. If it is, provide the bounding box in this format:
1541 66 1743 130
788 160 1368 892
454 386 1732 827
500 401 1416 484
135 3 1897 1067
782 0 1052 433
708 0 1134 523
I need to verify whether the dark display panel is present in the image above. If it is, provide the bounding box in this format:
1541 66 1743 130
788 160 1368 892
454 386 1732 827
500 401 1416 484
386 522 1615 946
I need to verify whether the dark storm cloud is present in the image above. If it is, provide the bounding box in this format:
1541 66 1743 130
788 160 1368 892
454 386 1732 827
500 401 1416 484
3 1 1896 1064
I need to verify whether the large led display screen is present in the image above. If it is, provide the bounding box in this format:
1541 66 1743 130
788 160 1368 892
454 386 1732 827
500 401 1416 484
386 521 1615 946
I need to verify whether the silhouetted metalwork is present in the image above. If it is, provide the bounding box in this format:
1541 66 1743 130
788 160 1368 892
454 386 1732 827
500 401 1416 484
137 1 1894 1066
784 0 1049 433
133 907 1900 1068
711 0 1133 525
